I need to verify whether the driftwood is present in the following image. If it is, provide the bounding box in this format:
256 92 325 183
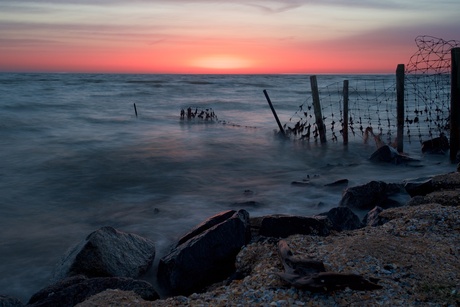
277 240 382 292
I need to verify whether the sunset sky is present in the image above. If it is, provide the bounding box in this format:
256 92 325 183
0 0 459 74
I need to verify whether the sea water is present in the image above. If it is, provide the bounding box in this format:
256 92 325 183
0 73 454 302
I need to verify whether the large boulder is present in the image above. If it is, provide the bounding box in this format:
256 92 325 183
53 226 155 282
339 181 404 210
157 209 251 296
319 207 362 231
0 295 23 307
27 275 158 307
258 215 332 238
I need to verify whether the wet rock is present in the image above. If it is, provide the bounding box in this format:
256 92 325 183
421 134 449 154
258 215 332 238
319 207 362 231
404 177 434 197
362 206 387 227
291 180 310 186
369 145 416 164
324 179 349 187
407 190 460 207
28 275 158 307
157 209 251 296
0 295 24 307
431 172 460 190
53 226 155 282
339 181 404 210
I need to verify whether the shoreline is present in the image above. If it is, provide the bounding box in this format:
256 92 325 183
3 171 460 306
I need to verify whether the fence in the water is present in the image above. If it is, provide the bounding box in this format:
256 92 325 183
278 35 460 159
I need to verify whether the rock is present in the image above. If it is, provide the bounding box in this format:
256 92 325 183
431 172 460 190
258 215 332 238
157 209 251 296
369 145 416 164
27 275 158 307
407 190 460 207
319 207 362 231
421 134 449 154
404 177 434 197
362 206 387 226
291 180 310 186
339 181 404 210
53 226 155 282
324 179 349 187
0 295 24 307
405 173 460 202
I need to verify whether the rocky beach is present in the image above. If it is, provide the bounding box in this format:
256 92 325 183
1 169 459 307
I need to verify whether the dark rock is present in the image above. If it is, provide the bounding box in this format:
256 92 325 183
362 206 388 227
0 295 24 307
369 145 416 164
324 179 349 187
291 180 310 186
53 226 155 282
176 210 236 246
27 275 158 307
421 134 449 154
258 215 332 238
431 172 460 190
319 207 362 231
157 209 251 296
339 181 405 210
404 178 434 197
407 190 460 207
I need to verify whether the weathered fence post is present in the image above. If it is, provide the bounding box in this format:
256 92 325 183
450 48 460 162
310 75 327 143
343 80 349 145
263 89 287 138
396 64 405 153
133 103 138 118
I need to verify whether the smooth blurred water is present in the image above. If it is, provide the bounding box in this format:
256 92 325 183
0 73 454 302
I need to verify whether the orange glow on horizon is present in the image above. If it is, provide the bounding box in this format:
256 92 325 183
190 55 253 70
0 38 405 74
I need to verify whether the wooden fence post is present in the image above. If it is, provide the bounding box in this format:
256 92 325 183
343 80 349 145
310 75 327 143
263 89 287 138
396 64 405 153
450 48 460 162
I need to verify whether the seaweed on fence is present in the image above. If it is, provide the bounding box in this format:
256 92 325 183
180 107 218 121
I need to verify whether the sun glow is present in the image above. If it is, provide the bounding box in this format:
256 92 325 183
190 55 253 70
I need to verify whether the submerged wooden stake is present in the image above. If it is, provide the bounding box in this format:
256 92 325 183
396 64 405 153
263 89 286 137
310 76 327 143
343 80 349 146
134 103 138 118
